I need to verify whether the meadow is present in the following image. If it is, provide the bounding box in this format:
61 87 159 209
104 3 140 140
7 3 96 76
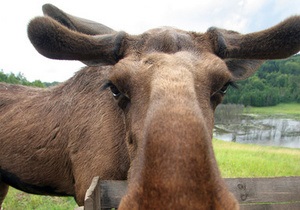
213 139 300 178
246 103 300 118
2 138 300 209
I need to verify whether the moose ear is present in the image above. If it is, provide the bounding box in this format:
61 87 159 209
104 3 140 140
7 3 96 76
42 4 115 35
28 17 126 65
207 16 300 80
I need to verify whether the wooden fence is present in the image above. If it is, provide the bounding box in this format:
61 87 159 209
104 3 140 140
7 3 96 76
76 176 300 210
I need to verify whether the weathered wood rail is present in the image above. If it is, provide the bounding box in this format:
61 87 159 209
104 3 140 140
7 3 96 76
76 176 300 210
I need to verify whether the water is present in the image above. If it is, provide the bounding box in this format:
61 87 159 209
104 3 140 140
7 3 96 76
213 115 300 148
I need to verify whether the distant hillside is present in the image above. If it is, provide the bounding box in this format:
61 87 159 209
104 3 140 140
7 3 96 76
0 70 59 87
223 54 300 107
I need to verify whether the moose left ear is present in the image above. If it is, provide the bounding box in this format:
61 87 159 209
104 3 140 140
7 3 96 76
207 15 300 80
28 16 126 65
42 4 115 35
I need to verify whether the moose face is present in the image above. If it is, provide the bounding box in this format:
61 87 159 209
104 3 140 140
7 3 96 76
105 29 239 209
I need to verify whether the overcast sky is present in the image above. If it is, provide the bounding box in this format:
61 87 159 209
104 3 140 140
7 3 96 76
1 0 299 82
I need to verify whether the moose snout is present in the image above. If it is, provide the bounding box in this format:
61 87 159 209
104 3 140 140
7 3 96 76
120 103 239 209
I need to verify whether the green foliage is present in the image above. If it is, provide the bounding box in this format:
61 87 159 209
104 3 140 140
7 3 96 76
0 70 59 88
0 70 45 87
224 54 300 106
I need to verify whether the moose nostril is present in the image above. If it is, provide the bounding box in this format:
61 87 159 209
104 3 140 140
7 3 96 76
126 131 133 145
128 136 133 144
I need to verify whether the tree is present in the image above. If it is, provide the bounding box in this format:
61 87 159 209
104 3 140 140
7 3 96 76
224 54 300 106
0 71 45 88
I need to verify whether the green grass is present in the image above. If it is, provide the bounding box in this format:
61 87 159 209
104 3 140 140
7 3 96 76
246 103 300 116
2 190 77 210
213 139 300 178
3 140 300 209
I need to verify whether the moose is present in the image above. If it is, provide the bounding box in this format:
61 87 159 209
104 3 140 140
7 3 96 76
0 4 299 209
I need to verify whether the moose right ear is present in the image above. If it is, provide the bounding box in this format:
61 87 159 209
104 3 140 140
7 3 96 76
28 17 126 65
42 4 115 35
206 15 300 80
208 16 300 60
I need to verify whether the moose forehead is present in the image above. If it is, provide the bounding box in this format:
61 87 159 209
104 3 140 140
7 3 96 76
138 27 197 53
120 27 230 82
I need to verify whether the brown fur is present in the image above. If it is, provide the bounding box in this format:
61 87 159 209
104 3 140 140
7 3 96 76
1 4 300 209
0 68 130 205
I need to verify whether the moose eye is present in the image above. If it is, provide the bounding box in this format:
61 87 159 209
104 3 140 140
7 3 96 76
102 81 121 98
219 83 230 94
102 81 130 110
109 84 121 98
219 81 237 95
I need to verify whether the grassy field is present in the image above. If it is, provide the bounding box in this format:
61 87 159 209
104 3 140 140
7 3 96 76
246 103 300 117
2 190 77 210
213 139 300 178
2 139 300 209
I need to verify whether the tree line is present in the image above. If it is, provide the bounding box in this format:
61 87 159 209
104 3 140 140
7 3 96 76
0 70 58 87
1 54 300 107
223 54 300 107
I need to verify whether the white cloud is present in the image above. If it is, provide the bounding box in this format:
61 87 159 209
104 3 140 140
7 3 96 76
0 0 299 82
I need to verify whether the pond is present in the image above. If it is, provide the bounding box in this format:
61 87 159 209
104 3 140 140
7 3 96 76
214 115 300 148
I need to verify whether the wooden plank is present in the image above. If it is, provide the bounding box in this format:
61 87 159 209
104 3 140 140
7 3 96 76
226 177 300 204
84 176 100 210
99 180 128 209
240 202 300 210
82 177 300 209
